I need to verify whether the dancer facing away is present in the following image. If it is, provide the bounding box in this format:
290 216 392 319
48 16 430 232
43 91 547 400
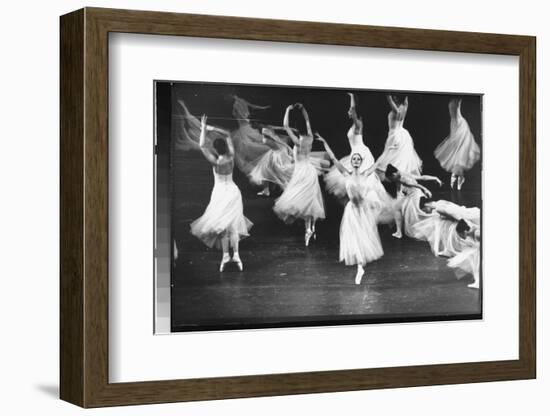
376 95 423 179
316 134 383 285
248 127 294 195
434 98 481 190
324 92 385 200
447 219 481 289
190 115 253 272
383 164 442 239
273 103 325 246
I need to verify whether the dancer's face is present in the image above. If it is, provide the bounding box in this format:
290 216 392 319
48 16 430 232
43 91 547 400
351 153 363 168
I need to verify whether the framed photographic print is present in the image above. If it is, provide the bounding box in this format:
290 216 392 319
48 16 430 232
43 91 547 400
60 7 536 408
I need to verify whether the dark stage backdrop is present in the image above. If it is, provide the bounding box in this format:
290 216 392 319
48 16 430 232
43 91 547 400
156 81 482 331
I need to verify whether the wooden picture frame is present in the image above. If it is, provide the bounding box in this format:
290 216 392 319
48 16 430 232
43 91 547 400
60 7 536 408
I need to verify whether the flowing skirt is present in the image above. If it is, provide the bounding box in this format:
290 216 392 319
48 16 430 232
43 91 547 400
412 215 467 257
401 188 436 238
190 179 253 249
376 126 422 177
231 123 272 175
249 148 294 189
447 239 480 280
434 118 480 175
339 201 384 266
273 158 325 223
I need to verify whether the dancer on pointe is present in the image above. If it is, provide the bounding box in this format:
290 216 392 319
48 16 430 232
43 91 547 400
316 134 383 285
190 115 253 272
383 164 442 239
434 98 481 190
273 103 325 246
376 95 423 179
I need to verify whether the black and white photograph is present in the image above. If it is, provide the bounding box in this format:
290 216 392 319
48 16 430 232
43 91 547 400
155 81 483 332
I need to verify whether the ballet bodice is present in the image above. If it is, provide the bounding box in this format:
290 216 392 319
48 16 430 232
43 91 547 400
213 164 234 183
345 175 368 206
294 135 314 161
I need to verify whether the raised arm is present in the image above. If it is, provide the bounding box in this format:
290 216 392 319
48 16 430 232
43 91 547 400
283 105 300 146
315 133 350 175
412 174 443 187
347 92 363 133
387 94 399 112
199 115 219 165
296 103 313 137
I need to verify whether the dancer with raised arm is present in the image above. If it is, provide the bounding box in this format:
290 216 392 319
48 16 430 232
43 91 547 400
190 115 253 272
434 98 481 190
376 95 423 179
316 134 382 285
383 164 442 238
248 127 294 194
273 104 325 246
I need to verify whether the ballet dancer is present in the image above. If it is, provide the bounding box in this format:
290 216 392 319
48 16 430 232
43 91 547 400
376 95 423 179
316 134 383 285
273 103 325 246
434 98 481 190
447 219 481 289
190 115 253 272
383 164 442 238
248 127 294 195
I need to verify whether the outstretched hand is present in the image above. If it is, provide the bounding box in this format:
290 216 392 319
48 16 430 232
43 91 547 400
436 178 443 187
423 189 432 199
294 102 304 110
314 132 326 143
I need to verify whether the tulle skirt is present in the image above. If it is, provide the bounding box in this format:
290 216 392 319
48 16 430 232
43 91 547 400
434 118 480 175
376 127 422 177
412 215 467 257
339 201 384 266
249 148 294 188
190 179 253 249
447 239 480 280
231 123 272 175
273 158 325 223
401 188 436 239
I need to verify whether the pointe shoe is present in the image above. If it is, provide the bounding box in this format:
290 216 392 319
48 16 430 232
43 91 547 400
219 255 231 272
392 230 403 239
305 230 313 246
450 174 456 189
232 255 243 271
467 280 479 289
457 176 465 190
355 266 364 285
257 188 270 197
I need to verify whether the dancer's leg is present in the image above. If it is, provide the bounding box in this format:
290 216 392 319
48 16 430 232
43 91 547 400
220 236 231 272
305 217 313 246
468 270 480 289
257 182 270 196
392 211 403 239
355 263 365 285
230 232 243 271
457 175 465 190
450 173 457 189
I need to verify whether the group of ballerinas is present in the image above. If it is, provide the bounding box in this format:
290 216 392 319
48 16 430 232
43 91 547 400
185 91 481 288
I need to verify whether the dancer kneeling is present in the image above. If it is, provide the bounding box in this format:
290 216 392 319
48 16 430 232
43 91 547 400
317 134 383 285
190 115 253 272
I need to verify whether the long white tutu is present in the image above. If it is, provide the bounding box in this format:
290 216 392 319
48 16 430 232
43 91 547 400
376 126 422 177
273 158 325 223
339 176 384 266
190 170 253 249
447 238 480 280
401 188 436 239
412 215 468 257
231 123 272 176
248 147 294 189
434 116 480 175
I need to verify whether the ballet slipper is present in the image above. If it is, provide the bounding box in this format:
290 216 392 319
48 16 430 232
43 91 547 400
219 253 231 272
257 187 270 197
457 176 465 190
450 174 456 189
467 276 479 289
232 254 243 271
392 230 403 239
305 229 314 246
355 265 364 285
